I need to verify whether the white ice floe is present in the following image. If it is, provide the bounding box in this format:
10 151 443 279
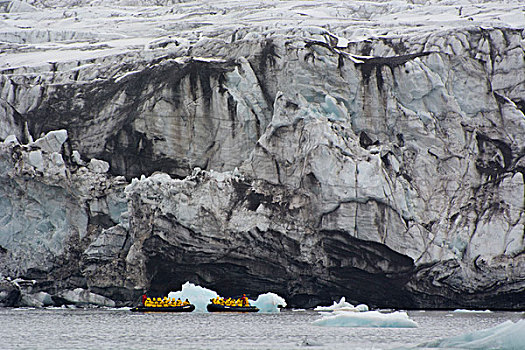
453 309 492 314
314 297 368 312
167 281 285 313
415 320 525 349
313 310 418 328
314 297 355 311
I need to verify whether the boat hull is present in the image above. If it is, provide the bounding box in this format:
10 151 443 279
131 305 195 312
206 304 259 312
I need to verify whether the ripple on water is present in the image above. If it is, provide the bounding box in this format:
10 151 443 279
0 308 522 350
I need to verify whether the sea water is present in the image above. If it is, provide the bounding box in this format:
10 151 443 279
1 308 523 349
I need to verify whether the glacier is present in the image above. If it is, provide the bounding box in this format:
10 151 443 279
0 0 525 309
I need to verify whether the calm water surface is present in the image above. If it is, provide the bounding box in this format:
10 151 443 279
1 308 522 349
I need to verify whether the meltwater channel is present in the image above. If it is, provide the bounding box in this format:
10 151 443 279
1 308 523 350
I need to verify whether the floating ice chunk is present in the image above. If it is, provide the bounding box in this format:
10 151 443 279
313 310 418 328
415 320 525 349
252 292 286 313
453 309 492 313
167 281 219 312
356 304 369 312
314 297 359 312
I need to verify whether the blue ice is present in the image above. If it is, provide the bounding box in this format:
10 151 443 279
414 319 525 349
313 310 418 328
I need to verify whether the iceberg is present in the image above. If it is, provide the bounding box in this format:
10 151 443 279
314 297 355 311
414 320 525 349
314 297 369 312
167 282 285 313
167 282 218 312
313 310 418 328
251 292 286 313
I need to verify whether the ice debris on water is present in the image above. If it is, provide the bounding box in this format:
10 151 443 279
452 309 492 314
413 320 525 349
313 297 416 328
167 281 285 313
314 297 368 312
313 310 418 328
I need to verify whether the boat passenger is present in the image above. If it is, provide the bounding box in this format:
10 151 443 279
182 299 190 306
145 298 152 307
175 298 182 307
242 294 249 307
235 299 242 307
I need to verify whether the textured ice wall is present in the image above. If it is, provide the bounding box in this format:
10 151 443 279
0 0 524 309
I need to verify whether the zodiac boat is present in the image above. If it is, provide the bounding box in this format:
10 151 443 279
131 304 195 312
206 303 259 312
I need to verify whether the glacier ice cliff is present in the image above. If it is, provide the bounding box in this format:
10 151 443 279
0 0 524 308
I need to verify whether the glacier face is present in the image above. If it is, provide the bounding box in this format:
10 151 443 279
0 0 524 308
